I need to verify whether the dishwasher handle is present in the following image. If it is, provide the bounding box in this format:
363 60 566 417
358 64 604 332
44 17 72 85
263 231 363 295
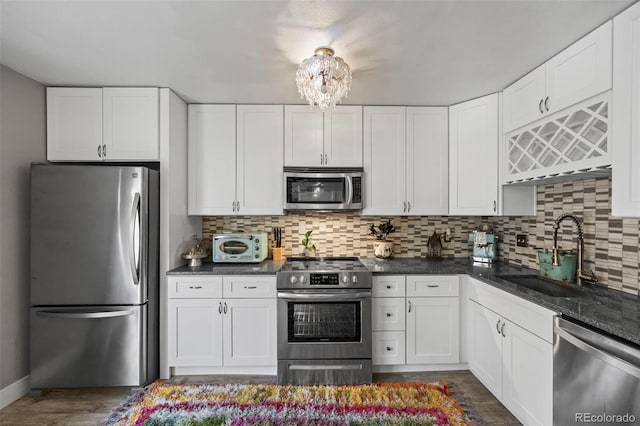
555 318 640 379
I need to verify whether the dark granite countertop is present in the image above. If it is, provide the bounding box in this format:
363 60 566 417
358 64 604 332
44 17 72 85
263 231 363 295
166 259 285 275
166 256 640 346
362 257 640 347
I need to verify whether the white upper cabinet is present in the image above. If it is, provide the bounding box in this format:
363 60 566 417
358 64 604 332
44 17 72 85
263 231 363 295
47 87 103 161
103 88 159 160
236 105 284 215
503 21 612 133
363 106 448 215
188 104 284 216
363 107 406 215
47 87 159 161
612 2 640 217
284 105 362 167
188 105 237 215
449 93 499 215
406 107 449 215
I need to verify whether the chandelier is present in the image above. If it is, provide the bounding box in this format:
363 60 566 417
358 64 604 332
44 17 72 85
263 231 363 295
295 47 352 109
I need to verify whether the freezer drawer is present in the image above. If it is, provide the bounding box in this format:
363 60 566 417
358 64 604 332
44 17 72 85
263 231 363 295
30 305 153 389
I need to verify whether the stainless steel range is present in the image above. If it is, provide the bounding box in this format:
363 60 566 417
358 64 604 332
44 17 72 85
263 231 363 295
277 257 372 385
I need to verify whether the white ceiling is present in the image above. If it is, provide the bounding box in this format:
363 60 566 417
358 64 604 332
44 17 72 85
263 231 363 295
0 0 634 106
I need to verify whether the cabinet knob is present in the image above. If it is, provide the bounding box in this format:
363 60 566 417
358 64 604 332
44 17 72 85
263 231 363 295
386 346 392 351
386 313 392 317
386 285 392 289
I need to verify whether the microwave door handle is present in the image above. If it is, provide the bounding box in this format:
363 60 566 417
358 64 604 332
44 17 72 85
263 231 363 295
345 175 353 205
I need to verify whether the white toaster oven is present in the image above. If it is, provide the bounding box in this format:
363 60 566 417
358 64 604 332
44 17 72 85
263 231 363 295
212 233 268 263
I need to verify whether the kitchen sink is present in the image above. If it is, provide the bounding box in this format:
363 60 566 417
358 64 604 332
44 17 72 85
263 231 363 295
496 274 583 298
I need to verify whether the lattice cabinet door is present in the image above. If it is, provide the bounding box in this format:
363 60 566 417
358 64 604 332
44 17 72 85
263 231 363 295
505 92 610 184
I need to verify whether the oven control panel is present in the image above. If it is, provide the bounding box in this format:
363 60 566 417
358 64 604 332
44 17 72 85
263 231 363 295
278 271 371 289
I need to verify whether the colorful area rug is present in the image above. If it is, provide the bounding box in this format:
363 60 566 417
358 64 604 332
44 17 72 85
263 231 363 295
104 381 474 425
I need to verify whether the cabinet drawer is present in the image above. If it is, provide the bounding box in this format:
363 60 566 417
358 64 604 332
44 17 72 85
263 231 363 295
372 298 406 331
373 331 406 365
372 275 405 297
222 276 276 298
168 277 222 298
406 275 459 297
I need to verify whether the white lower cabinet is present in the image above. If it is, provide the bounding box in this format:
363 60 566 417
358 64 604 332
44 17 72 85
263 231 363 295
167 275 276 369
406 276 459 364
468 278 554 426
372 275 459 366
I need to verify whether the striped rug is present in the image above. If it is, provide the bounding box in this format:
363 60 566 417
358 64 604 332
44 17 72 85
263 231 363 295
104 381 474 425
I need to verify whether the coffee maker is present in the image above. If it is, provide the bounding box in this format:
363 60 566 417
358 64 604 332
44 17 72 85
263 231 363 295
468 230 498 263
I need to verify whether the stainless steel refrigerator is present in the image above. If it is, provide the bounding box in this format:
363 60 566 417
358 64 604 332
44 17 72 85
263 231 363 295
29 164 159 389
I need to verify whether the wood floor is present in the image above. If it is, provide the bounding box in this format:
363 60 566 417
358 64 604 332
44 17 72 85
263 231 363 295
0 371 521 425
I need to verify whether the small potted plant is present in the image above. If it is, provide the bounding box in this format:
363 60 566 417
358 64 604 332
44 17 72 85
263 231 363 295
369 219 396 259
301 230 317 257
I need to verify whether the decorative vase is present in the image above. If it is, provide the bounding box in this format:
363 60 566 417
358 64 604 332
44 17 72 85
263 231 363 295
373 240 394 259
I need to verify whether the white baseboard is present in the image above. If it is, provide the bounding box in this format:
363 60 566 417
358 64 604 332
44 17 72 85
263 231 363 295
0 375 30 410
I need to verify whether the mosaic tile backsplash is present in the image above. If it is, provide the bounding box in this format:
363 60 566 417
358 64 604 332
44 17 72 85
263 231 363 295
203 177 639 295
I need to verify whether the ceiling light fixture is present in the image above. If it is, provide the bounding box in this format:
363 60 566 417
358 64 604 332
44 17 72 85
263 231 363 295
295 47 352 109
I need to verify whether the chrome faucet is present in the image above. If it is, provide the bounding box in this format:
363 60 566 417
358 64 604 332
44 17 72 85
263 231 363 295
552 213 597 285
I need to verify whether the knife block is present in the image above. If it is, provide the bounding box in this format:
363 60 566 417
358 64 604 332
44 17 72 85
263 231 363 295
272 247 284 261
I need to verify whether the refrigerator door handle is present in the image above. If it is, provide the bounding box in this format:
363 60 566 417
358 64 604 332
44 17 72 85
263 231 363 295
36 309 134 319
130 192 141 285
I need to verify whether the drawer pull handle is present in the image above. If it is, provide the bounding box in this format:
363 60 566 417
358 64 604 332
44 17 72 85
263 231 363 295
427 285 439 288
386 346 392 351
244 286 257 289
386 313 392 317
386 285 392 289
189 285 203 289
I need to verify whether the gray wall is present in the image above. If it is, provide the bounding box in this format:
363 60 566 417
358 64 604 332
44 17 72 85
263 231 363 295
0 65 46 389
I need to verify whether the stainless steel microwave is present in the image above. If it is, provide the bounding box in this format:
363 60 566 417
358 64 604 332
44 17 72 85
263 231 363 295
283 167 363 211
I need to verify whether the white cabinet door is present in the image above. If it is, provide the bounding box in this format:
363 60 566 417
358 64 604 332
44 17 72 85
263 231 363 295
47 87 103 161
546 21 612 115
406 107 449 215
613 2 640 217
188 105 236 215
236 105 284 215
449 93 499 215
324 106 363 167
502 319 553 426
167 298 223 367
502 66 546 133
103 88 159 160
222 298 277 367
284 106 324 167
468 300 503 398
363 106 406 215
406 297 459 364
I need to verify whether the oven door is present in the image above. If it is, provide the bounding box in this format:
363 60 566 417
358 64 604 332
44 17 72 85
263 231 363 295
284 171 361 210
277 290 372 360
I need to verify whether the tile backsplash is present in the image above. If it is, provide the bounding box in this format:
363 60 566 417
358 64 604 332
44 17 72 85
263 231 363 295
203 176 639 295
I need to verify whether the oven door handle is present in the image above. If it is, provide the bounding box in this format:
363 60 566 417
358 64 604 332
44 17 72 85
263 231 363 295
278 291 372 300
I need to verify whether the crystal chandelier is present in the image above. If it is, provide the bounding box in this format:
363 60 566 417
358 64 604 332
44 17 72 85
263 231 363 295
295 47 352 109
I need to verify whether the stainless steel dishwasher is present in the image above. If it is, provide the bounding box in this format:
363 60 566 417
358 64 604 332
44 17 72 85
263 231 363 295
554 317 640 425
